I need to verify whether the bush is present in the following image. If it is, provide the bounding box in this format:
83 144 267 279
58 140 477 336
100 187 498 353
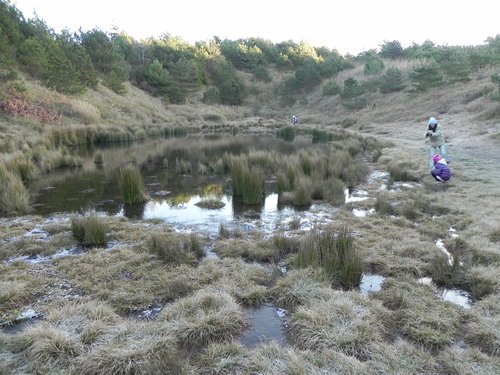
410 63 443 92
379 67 406 93
202 87 221 104
119 164 148 204
363 57 384 75
322 79 341 96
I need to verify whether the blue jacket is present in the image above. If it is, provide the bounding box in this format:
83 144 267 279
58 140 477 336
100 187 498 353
431 160 451 181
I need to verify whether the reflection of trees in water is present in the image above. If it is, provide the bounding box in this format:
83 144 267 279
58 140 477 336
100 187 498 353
123 202 146 219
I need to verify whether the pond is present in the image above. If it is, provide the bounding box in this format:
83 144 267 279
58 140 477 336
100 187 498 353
27 134 340 235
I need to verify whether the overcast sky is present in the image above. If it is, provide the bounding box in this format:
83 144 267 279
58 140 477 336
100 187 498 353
12 0 500 55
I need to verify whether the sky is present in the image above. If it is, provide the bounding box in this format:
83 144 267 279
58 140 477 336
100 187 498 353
11 0 500 55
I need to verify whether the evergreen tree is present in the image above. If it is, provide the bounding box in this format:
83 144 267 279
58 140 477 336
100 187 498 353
379 67 406 93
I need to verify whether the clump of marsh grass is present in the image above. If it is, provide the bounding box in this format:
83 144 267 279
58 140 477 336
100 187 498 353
368 339 438 374
218 222 242 239
241 167 265 205
197 258 272 307
216 239 280 262
292 175 313 206
245 341 370 374
387 161 419 182
467 265 497 299
273 268 332 311
489 227 500 243
119 164 148 204
0 164 30 214
374 193 395 215
295 227 363 289
8 325 84 373
158 289 247 348
374 279 461 349
71 214 107 247
75 321 183 375
290 291 385 358
463 294 500 356
148 233 198 265
438 347 500 375
324 178 345 206
196 342 248 375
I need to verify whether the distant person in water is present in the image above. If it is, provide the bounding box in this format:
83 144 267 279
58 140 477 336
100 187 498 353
291 115 297 125
430 154 451 182
425 117 449 169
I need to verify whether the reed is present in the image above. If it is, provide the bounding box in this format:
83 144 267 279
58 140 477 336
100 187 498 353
241 167 265 205
119 164 148 204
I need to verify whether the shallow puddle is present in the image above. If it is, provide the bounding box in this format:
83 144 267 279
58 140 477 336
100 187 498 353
359 273 385 293
240 304 289 348
418 277 472 309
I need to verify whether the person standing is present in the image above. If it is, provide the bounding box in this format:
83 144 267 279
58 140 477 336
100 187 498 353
291 115 297 125
425 117 448 169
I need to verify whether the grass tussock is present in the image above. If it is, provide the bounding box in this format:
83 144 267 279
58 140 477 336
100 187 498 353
158 289 247 348
55 247 197 313
216 238 280 262
245 341 370 374
464 294 500 356
273 268 332 311
295 227 363 289
148 233 200 265
368 340 438 374
8 325 84 372
437 347 500 375
0 164 30 215
119 164 148 204
374 279 461 349
290 291 386 358
196 258 272 306
71 214 107 247
75 321 183 375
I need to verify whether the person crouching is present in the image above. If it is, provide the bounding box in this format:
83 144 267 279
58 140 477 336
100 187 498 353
430 154 451 182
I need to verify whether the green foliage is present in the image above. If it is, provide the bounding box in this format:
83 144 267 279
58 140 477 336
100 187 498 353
363 57 384 75
319 53 353 77
379 67 406 93
322 79 340 96
0 1 23 65
341 78 366 99
294 61 321 90
205 57 244 105
253 65 272 82
409 63 444 92
202 86 221 104
490 73 500 102
379 40 404 59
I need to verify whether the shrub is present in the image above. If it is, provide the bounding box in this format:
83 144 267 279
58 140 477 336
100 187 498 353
119 164 148 204
322 79 341 96
253 65 272 82
364 57 384 75
71 215 107 246
379 67 406 93
410 63 443 92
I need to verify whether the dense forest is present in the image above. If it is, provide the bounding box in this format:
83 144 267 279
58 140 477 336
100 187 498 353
1 0 500 112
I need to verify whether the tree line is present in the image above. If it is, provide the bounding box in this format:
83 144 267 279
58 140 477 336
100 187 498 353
1 0 499 107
